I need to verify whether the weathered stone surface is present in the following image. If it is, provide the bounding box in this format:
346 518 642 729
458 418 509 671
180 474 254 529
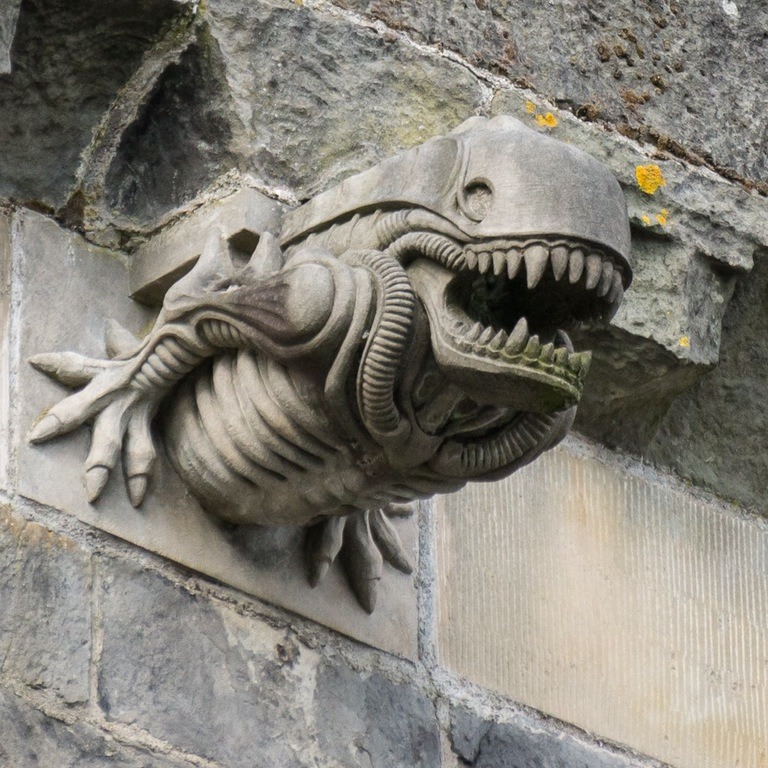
104 28 240 227
0 0 21 74
205 0 484 200
315 660 440 768
0 506 91 705
450 706 647 768
98 558 436 768
16 209 419 656
337 0 768 186
0 685 194 768
436 441 768 768
0 0 187 209
645 246 768 510
0 212 10 486
490 88 768 450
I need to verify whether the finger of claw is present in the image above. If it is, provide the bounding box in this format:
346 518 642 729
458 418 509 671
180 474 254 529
127 475 148 507
28 352 104 386
84 466 109 503
28 414 63 443
345 513 383 614
308 516 346 586
371 511 413 574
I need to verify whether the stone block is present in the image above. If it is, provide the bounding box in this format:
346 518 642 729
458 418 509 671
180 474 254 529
435 440 768 768
0 212 10 487
0 505 91 704
336 0 768 185
0 684 194 768
98 559 437 767
450 706 646 768
129 187 286 304
314 660 440 768
203 0 484 200
15 209 418 658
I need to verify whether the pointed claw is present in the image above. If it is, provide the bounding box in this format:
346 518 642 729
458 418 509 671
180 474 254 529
371 511 413 574
28 352 100 386
127 475 148 507
84 466 109 503
344 513 383 614
105 319 140 359
28 413 63 443
307 516 346 587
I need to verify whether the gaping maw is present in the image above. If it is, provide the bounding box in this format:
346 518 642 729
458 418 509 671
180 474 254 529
408 234 628 413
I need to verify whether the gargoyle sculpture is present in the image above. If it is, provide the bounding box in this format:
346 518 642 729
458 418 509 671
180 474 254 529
29 116 631 612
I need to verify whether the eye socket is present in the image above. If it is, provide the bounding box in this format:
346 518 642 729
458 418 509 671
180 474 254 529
461 181 493 221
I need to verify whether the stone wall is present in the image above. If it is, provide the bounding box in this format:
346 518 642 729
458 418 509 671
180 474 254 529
2 1 768 766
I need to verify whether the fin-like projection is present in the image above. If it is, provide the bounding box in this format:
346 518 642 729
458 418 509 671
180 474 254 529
105 319 140 359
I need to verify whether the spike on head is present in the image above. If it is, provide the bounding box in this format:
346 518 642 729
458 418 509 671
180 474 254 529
246 232 284 277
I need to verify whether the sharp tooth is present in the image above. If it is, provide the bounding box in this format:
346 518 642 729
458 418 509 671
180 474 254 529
569 248 585 283
506 317 529 353
524 335 541 358
540 342 555 363
551 246 569 281
465 249 478 270
465 321 483 342
597 261 614 297
554 347 568 366
555 329 574 353
489 329 508 351
492 250 506 276
577 351 592 375
585 253 602 290
507 250 523 279
607 271 623 303
477 326 494 345
525 245 549 289
478 251 491 274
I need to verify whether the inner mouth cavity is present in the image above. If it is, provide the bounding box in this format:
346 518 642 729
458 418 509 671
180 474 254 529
448 239 624 339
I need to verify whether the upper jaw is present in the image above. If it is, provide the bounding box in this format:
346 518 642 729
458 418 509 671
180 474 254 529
406 235 629 413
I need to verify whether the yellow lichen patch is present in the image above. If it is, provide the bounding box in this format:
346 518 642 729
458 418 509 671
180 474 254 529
656 208 669 226
641 214 652 226
525 100 537 114
534 112 558 129
679 336 690 348
636 164 666 195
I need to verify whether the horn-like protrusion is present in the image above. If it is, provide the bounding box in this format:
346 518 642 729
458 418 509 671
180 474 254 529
245 231 284 277
188 226 232 287
105 319 140 359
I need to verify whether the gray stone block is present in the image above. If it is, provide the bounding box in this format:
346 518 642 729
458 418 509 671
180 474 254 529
204 0 484 200
0 506 91 705
336 0 768 186
450 705 646 768
314 660 441 768
0 212 10 487
0 0 21 74
0 684 194 768
98 558 435 768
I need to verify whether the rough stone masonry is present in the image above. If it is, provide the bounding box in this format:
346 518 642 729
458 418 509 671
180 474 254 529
1 1 768 767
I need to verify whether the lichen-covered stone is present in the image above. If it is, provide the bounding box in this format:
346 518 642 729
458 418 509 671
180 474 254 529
0 685 195 768
0 506 91 705
336 0 768 186
450 705 649 768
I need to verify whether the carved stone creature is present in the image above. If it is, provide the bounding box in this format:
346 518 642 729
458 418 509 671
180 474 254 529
29 116 631 612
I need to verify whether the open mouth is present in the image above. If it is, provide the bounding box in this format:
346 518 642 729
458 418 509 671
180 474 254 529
406 235 628 411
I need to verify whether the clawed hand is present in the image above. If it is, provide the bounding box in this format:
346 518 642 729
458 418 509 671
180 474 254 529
305 503 416 613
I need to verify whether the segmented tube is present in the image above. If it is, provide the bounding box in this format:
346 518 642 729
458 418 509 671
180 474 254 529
347 250 416 445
